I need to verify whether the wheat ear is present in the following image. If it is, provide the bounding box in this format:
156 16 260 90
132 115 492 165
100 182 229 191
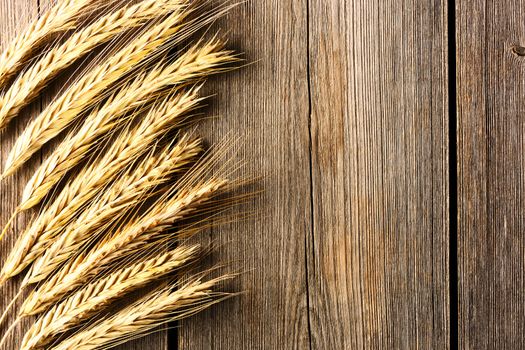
0 0 187 131
0 88 203 283
0 0 108 90
21 176 228 315
25 136 202 285
3 0 237 176
20 38 236 210
2 7 190 176
49 276 232 350
20 245 200 350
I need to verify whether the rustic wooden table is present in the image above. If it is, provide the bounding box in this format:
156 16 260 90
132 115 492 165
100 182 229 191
1 0 522 348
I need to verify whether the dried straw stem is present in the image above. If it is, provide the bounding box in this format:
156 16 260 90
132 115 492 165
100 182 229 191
3 7 189 175
26 136 202 285
20 246 200 350
0 0 186 131
21 177 227 315
20 38 236 209
50 276 232 350
0 87 202 282
0 0 107 89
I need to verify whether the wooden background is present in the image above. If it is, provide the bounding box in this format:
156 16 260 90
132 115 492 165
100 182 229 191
1 0 524 348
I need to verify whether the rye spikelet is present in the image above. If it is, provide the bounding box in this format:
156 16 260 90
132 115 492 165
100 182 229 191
25 136 202 285
49 276 232 350
0 0 108 90
21 176 228 315
20 38 236 210
0 0 187 131
20 246 200 350
0 88 203 282
2 7 190 176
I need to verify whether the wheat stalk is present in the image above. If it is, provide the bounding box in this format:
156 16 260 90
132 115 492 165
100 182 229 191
0 0 109 90
20 245 200 350
21 176 228 315
19 38 236 210
0 88 203 283
0 0 187 131
49 276 232 350
2 7 190 176
2 1 237 176
25 136 202 285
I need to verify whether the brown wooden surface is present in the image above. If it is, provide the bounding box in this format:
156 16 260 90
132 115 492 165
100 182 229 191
0 0 455 349
181 0 451 349
178 1 312 349
456 0 525 348
307 0 450 348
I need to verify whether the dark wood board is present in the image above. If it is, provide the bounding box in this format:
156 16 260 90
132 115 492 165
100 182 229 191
457 0 525 347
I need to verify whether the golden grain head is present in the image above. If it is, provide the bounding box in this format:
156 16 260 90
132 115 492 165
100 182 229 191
50 275 234 350
2 0 238 177
19 37 237 210
0 2 244 349
20 138 240 315
25 136 202 285
20 245 201 350
21 176 229 315
0 0 188 131
2 6 189 177
0 0 111 89
0 86 205 283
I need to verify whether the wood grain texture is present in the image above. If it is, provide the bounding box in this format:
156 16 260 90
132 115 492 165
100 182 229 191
178 1 312 349
457 0 525 348
0 0 455 348
307 0 450 348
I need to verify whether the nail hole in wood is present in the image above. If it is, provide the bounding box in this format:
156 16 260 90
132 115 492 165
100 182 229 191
512 45 525 56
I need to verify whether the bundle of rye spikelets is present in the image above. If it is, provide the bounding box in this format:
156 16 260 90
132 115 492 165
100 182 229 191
0 0 244 348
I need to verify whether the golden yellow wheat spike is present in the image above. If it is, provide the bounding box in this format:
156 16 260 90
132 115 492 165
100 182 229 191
50 276 234 350
20 246 200 350
20 38 237 210
0 0 109 90
21 177 228 315
0 0 187 131
0 87 203 283
25 136 202 285
2 7 189 176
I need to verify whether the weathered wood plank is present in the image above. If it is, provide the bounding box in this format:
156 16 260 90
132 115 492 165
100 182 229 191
178 1 312 349
1 0 455 348
457 0 525 347
307 0 450 348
